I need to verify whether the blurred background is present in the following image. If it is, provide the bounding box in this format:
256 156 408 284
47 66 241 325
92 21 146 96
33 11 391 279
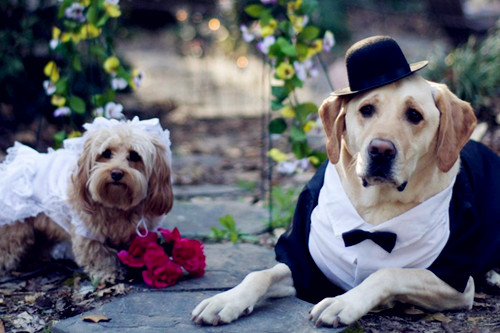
1 0 499 190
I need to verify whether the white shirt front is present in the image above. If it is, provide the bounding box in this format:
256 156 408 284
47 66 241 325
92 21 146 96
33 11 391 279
308 162 454 291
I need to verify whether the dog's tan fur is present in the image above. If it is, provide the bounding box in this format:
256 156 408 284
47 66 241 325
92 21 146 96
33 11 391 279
0 125 173 283
192 74 478 327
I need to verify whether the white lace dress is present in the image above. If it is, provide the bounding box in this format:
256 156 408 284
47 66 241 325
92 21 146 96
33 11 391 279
0 142 80 234
0 116 172 239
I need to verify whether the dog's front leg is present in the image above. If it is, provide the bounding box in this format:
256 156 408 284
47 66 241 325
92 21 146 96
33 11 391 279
309 268 475 327
72 235 125 284
191 263 295 325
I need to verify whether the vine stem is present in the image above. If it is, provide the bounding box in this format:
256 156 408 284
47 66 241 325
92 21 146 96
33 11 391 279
316 53 335 91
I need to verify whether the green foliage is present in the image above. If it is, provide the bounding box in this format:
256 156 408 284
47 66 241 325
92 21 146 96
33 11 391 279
43 0 143 138
426 24 500 120
241 0 336 172
267 185 301 230
210 215 257 244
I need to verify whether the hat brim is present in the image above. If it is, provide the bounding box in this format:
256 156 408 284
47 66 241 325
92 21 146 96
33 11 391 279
332 60 428 96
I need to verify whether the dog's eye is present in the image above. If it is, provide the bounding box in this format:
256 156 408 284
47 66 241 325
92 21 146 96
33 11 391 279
101 149 112 159
129 151 142 162
359 105 375 118
406 108 423 124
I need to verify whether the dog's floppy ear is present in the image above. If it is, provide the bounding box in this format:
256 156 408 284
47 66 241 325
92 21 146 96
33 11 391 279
319 95 346 164
432 82 477 172
144 137 173 217
71 134 96 213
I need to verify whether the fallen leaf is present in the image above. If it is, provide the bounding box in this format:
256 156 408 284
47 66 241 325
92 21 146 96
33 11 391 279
474 293 488 300
404 307 426 315
422 313 451 323
82 314 111 323
467 316 484 323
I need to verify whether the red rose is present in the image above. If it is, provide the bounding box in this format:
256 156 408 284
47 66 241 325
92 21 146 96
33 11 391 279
117 232 158 267
172 238 206 277
158 227 181 244
142 243 183 288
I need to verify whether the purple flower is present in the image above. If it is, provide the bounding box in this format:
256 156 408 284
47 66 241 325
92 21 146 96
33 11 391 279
323 30 335 53
257 36 275 54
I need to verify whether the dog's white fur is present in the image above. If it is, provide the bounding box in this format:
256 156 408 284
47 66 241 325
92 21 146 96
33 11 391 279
0 123 173 283
191 74 478 327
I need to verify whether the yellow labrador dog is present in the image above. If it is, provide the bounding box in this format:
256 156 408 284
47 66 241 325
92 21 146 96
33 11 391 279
192 36 500 327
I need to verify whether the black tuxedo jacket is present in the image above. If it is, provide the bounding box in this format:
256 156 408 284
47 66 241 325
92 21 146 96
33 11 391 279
275 141 500 304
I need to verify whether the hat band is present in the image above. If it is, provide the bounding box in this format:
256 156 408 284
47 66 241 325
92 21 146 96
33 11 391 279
350 66 410 92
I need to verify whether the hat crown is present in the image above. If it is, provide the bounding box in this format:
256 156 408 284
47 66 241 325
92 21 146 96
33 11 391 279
346 36 410 91
333 35 427 96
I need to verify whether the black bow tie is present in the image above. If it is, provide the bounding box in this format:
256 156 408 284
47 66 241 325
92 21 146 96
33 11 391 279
342 229 397 253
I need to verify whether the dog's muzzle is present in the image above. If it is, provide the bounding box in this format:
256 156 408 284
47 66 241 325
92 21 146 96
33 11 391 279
367 138 396 178
362 138 406 191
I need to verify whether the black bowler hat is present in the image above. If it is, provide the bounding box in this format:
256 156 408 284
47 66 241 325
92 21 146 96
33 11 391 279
332 35 428 96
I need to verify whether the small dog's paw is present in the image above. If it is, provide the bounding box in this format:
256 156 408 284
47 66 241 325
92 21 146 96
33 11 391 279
309 295 364 327
191 290 255 326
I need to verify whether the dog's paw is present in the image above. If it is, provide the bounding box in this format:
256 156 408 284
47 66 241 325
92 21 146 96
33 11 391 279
191 290 256 326
309 294 367 328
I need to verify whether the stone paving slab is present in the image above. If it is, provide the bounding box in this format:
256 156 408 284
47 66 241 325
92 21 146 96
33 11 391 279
160 201 268 238
52 244 343 333
52 291 340 333
173 184 247 200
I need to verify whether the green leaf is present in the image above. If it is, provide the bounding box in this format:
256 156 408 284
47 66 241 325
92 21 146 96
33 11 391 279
294 102 317 124
55 78 69 95
87 6 99 25
72 55 82 71
299 26 320 41
290 124 307 142
296 43 309 59
271 85 290 102
290 75 303 88
53 130 66 149
244 4 267 18
292 141 311 159
277 37 296 57
271 100 284 111
268 118 287 134
96 14 110 28
90 44 107 58
298 0 318 15
69 96 86 115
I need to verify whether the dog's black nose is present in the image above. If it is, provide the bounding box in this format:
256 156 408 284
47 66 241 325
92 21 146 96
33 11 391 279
368 138 396 162
110 169 124 181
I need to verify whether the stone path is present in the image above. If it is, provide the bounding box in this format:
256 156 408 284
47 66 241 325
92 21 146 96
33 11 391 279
51 181 345 332
52 244 342 333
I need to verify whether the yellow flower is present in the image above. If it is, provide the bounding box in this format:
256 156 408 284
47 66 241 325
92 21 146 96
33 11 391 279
288 15 307 33
294 0 303 10
79 24 101 39
260 19 277 37
104 56 120 74
303 120 317 132
268 148 288 162
105 3 121 17
51 95 66 107
61 31 81 44
308 155 320 166
44 61 60 82
52 26 61 40
306 39 323 58
276 62 295 80
280 106 295 118
68 131 82 138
